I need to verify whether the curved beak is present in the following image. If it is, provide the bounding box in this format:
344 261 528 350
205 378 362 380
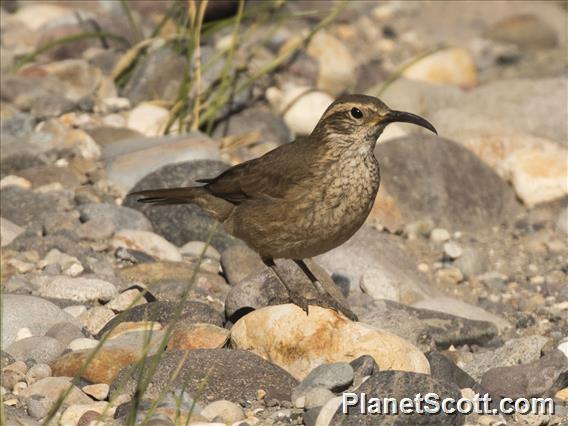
380 110 437 134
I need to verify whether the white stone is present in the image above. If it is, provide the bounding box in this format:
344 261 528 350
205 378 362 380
0 175 32 189
111 229 182 262
60 401 110 424
34 276 118 302
315 396 342 426
266 85 333 135
127 103 170 136
557 341 568 358
359 268 401 302
0 217 24 247
79 306 115 335
201 400 244 424
102 113 126 127
402 47 477 89
106 289 145 312
102 96 131 112
16 327 33 341
307 30 356 95
68 337 99 351
499 146 568 207
430 228 451 242
38 249 84 277
7 258 34 273
63 305 88 318
230 304 430 380
63 129 101 160
443 242 463 259
82 383 110 401
180 241 221 260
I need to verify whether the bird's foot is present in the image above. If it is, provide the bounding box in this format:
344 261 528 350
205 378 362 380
319 291 358 322
288 290 310 316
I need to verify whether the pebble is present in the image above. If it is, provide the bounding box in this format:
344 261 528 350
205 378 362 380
127 103 170 137
430 228 451 242
111 229 182 262
179 241 221 261
60 401 109 425
25 364 52 385
0 217 25 247
106 289 145 312
201 400 245 424
0 175 32 189
359 268 401 302
33 275 118 303
292 363 354 404
6 336 66 363
38 248 83 277
25 394 53 419
79 306 115 335
82 383 109 401
443 241 463 259
68 337 99 351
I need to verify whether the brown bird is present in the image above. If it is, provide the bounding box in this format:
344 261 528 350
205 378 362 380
130 94 436 320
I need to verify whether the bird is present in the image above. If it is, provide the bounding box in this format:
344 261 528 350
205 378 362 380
129 94 437 321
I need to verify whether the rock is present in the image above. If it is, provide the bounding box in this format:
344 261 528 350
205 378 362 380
430 228 451 242
179 241 221 261
425 351 478 391
484 14 558 50
33 275 118 303
38 248 83 277
292 363 353 404
411 297 510 332
30 95 76 119
373 135 520 232
304 388 335 410
50 347 139 385
25 395 53 420
20 376 92 405
481 349 568 399
60 401 109 425
201 400 244 424
454 247 489 278
556 207 568 235
436 267 464 284
316 225 437 304
111 349 298 403
462 335 549 381
212 106 291 147
82 383 110 401
106 289 146 312
443 241 463 259
349 355 379 389
122 46 186 105
0 217 24 247
430 78 567 145
123 159 236 250
266 85 333 135
25 363 52 386
332 371 464 425
96 301 223 339
6 336 66 364
353 298 499 351
307 31 356 95
126 103 170 137
2 294 80 348
315 397 342 426
0 175 32 189
68 338 99 351
230 304 430 380
104 134 221 195
403 47 477 88
111 230 182 262
77 203 153 232
45 322 85 346
221 244 264 286
499 145 568 206
0 186 63 231
79 306 116 335
167 323 229 351
359 268 403 302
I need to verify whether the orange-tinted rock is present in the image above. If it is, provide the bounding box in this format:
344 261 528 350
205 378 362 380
167 323 229 351
50 347 139 384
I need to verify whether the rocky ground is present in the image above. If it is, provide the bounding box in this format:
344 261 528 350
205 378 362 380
1 1 567 425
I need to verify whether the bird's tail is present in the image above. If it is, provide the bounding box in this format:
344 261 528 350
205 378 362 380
128 187 234 222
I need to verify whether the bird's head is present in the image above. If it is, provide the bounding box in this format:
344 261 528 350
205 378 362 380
311 94 437 150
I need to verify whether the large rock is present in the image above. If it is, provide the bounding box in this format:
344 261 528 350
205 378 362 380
353 298 500 351
111 349 298 403
103 134 221 194
0 186 65 231
77 203 152 232
331 371 464 425
230 304 430 380
123 160 237 250
372 135 520 231
316 225 438 302
2 294 80 348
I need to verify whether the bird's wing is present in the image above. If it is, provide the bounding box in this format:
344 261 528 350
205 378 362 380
200 138 315 204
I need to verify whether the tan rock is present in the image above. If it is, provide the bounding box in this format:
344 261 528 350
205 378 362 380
230 304 430 380
50 347 139 385
111 229 182 262
20 376 92 405
403 47 477 89
105 321 162 340
168 323 229 351
127 103 169 136
60 401 110 425
106 289 146 312
82 383 110 401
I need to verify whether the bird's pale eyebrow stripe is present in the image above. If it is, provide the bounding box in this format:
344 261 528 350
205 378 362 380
322 102 360 120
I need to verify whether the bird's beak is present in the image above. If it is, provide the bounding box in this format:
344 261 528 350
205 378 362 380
378 110 437 134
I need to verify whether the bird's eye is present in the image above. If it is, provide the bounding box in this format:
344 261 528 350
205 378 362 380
350 107 363 119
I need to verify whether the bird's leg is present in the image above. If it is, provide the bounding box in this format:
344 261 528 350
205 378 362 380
262 257 309 315
294 259 358 322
